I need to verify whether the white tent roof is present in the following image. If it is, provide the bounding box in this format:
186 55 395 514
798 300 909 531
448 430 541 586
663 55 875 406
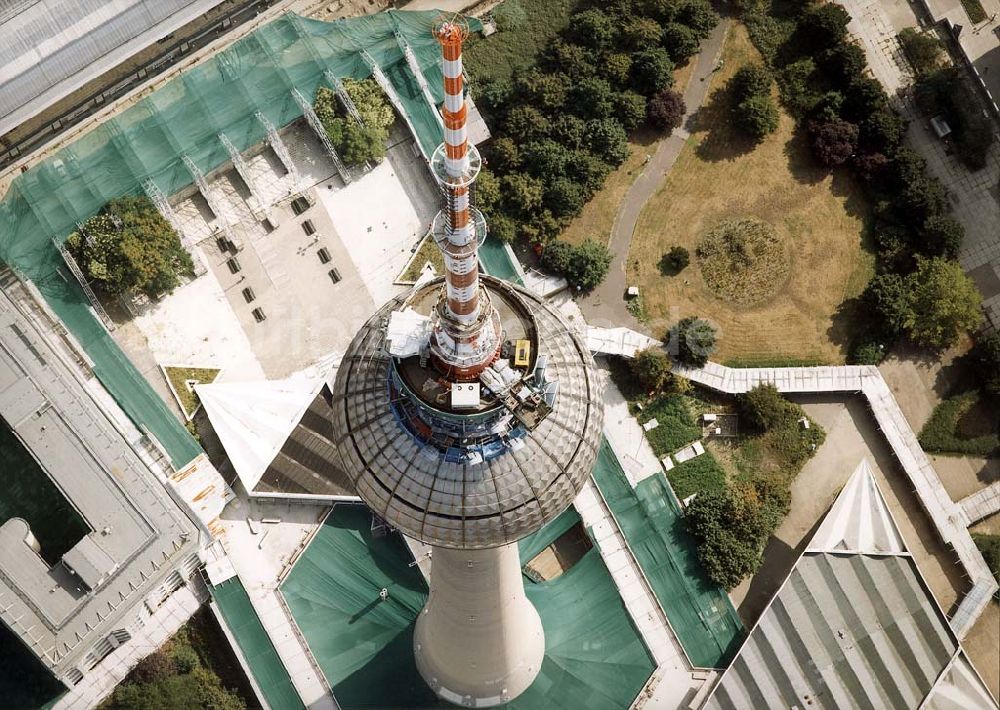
807 459 906 555
196 375 325 492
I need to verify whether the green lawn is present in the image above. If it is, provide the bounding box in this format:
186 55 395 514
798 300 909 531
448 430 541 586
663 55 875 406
163 366 221 420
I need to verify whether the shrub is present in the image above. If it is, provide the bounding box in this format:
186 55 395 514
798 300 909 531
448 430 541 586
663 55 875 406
631 48 676 94
737 383 795 432
971 332 1000 395
849 336 889 365
852 151 891 183
898 28 944 76
671 316 717 366
842 77 888 124
661 245 691 273
633 347 673 391
647 88 687 131
669 453 728 500
809 117 859 166
859 108 906 153
737 94 780 141
919 391 999 456
864 272 910 335
902 257 983 348
131 650 177 684
65 196 194 299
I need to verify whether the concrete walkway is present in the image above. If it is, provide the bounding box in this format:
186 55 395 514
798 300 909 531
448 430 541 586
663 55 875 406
578 19 732 331
959 481 1000 524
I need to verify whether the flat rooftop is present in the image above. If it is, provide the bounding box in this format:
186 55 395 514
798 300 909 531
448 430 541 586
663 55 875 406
0 285 201 681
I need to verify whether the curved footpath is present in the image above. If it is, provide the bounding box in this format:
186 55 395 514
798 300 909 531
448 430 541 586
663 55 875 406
578 18 732 331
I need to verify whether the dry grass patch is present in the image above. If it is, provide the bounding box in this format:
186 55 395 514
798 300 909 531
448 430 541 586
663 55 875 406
560 63 699 247
629 24 874 363
697 217 789 306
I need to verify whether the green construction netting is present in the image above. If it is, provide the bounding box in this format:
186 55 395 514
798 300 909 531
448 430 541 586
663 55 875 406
0 10 483 468
280 504 655 710
210 577 304 710
479 237 524 285
591 438 745 669
517 506 579 562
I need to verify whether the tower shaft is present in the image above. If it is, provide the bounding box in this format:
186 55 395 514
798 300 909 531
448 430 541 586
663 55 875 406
414 544 545 707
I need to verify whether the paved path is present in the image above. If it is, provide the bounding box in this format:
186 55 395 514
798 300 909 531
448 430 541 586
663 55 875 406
578 19 731 331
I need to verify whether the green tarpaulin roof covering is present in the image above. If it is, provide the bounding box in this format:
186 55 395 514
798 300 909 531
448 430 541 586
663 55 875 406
591 439 745 669
280 504 655 709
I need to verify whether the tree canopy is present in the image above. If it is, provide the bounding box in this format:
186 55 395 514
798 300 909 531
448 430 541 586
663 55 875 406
66 196 194 299
901 257 983 348
314 79 394 167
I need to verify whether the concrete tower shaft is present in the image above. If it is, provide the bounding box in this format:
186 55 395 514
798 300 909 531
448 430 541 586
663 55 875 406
429 19 499 381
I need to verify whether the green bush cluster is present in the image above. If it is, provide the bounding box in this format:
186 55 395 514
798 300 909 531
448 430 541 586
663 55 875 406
730 63 779 141
66 196 194 299
101 616 247 710
686 384 825 589
469 0 718 269
314 79 395 166
540 237 612 290
669 316 717 366
668 453 728 501
636 392 703 456
918 390 999 456
915 66 996 171
736 0 982 354
898 28 944 77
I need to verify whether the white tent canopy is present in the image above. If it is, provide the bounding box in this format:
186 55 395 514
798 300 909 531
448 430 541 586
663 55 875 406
196 375 325 492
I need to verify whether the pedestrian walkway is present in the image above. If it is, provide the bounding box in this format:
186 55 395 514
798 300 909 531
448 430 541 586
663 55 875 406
671 358 999 639
958 480 1000 524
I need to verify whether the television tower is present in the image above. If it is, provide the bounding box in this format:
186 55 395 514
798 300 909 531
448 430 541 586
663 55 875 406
329 16 603 708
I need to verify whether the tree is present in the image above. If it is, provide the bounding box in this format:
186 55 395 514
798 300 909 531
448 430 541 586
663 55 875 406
731 63 772 103
489 137 522 171
570 150 613 192
799 3 852 51
678 0 720 38
569 8 617 50
501 173 545 216
551 115 588 150
809 117 858 166
738 383 793 432
631 48 675 95
314 81 394 166
671 316 717 366
864 272 910 335
571 76 617 120
585 118 631 166
543 39 596 80
918 215 963 258
476 78 512 114
661 22 701 62
624 17 664 50
852 151 890 183
647 88 686 131
736 94 780 141
779 58 822 116
632 347 673 391
521 139 571 178
971 332 1000 395
490 214 518 243
615 90 649 131
547 176 587 217
540 240 574 274
515 70 570 112
66 196 194 299
475 169 502 214
503 106 550 142
842 76 887 123
901 257 983 348
600 52 634 84
859 108 906 153
898 27 943 76
566 238 612 290
819 42 867 89
685 481 786 589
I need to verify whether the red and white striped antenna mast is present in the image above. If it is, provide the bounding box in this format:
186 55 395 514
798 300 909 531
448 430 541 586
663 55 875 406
427 15 501 382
